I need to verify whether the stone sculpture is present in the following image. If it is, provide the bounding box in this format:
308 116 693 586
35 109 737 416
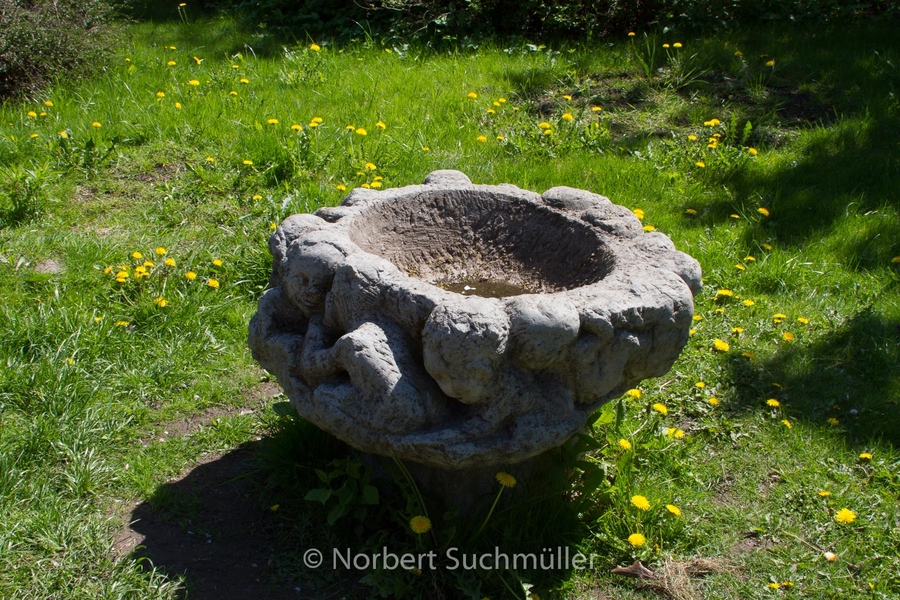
249 170 701 470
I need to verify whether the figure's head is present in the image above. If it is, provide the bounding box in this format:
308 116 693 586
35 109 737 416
283 232 355 316
423 298 509 405
269 214 328 287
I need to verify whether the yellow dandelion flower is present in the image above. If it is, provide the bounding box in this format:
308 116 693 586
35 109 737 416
628 32 636 37
27 110 37 118
652 403 668 415
538 121 551 130
115 320 130 327
267 118 279 125
336 184 347 191
193 56 203 64
666 504 681 516
103 266 113 275
835 508 856 524
713 339 730 352
749 147 758 155
154 247 166 256
252 194 263 200
735 264 746 270
205 157 215 163
783 332 795 341
243 160 253 166
562 113 574 121
673 42 683 48
631 495 651 510
703 118 721 126
174 102 182 110
477 135 487 143
370 181 383 189
496 472 517 488
59 130 69 139
663 43 670 48
165 258 176 267
496 135 505 140
709 397 720 406
643 225 656 232
767 583 781 589
625 388 642 399
364 162 377 171
695 381 706 388
745 255 756 261
757 207 770 217
766 399 780 407
766 59 776 67
410 516 432 534
115 271 129 280
142 261 154 268
742 299 755 306
356 127 367 136
467 92 478 99
797 317 809 324
29 133 38 139
269 223 277 231
212 259 222 267
782 419 792 428
892 256 900 263
732 327 744 334
689 329 697 336
376 121 386 130
167 60 176 66
859 452 873 460
422 146 430 152
185 271 197 280
91 121 102 128
229 90 237 96
154 297 168 307
618 439 632 450
592 105 602 112
94 316 103 323
818 490 831 497
131 251 143 260
240 78 249 84
309 43 321 51
695 161 706 168
632 208 644 220
188 79 200 86
207 278 220 289
686 208 698 215
693 315 703 322
628 533 645 547
290 123 302 132
827 417 839 425
486 109 495 115
717 289 734 297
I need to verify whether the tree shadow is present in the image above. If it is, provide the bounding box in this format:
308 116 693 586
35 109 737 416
724 308 900 446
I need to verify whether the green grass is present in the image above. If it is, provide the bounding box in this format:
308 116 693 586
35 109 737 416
1 10 899 599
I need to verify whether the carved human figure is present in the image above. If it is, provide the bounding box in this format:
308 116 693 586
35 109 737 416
285 241 449 433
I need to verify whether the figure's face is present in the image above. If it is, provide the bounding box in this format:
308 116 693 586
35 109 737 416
286 252 335 316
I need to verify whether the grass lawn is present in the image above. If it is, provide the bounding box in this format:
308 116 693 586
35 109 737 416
1 9 899 599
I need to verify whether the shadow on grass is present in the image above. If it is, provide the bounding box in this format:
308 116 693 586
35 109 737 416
724 308 900 446
123 411 596 598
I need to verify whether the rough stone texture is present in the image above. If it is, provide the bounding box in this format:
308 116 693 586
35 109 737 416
249 171 701 470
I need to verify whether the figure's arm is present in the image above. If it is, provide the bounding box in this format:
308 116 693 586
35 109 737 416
299 314 344 382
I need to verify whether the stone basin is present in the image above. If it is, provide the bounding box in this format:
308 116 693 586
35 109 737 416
249 170 701 471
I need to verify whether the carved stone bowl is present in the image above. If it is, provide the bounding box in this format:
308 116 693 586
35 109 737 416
249 170 701 470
